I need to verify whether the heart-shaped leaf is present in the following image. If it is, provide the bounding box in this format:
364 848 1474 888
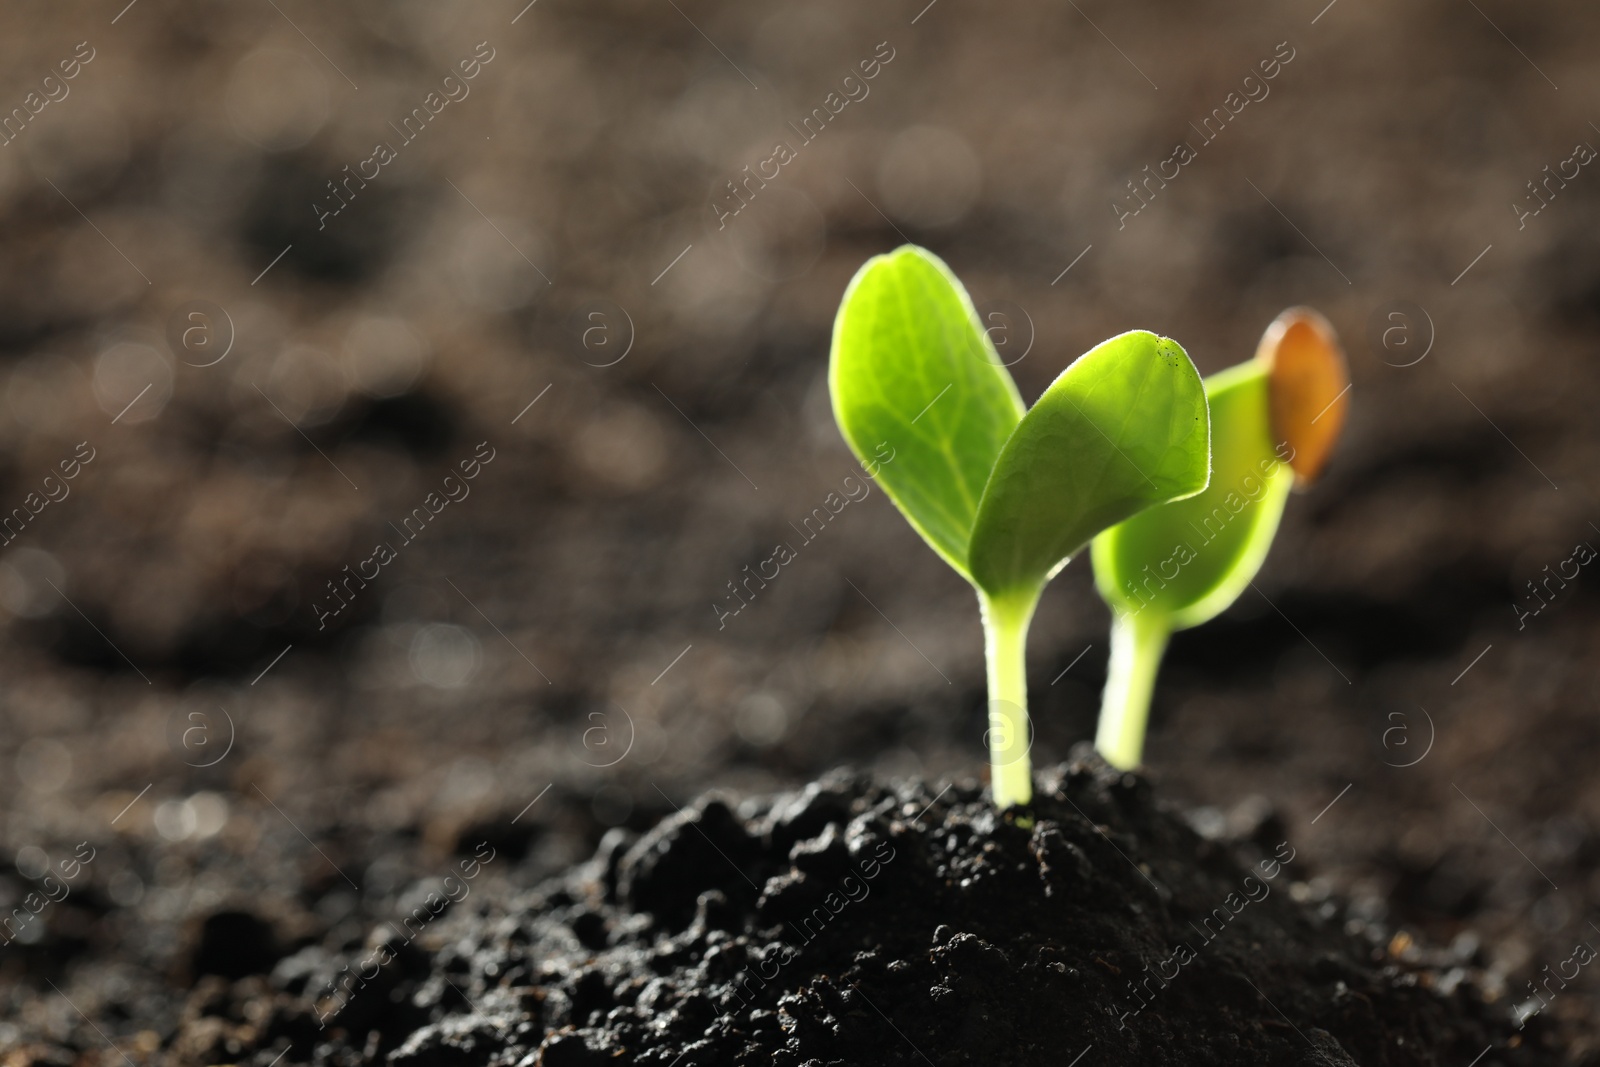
968 331 1210 600
1091 362 1293 630
829 245 1024 579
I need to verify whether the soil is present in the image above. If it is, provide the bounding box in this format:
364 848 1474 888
3 0 1600 1063
108 750 1559 1067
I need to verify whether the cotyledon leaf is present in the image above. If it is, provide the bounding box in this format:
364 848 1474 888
829 245 1025 580
1091 361 1294 631
968 331 1210 600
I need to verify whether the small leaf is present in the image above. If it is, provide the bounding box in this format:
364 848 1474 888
829 245 1024 579
1091 362 1292 630
968 331 1210 599
1256 307 1349 485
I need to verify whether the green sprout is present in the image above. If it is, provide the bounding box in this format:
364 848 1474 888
1090 307 1351 770
828 245 1211 809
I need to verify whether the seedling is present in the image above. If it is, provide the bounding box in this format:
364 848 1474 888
829 245 1211 808
1090 308 1350 769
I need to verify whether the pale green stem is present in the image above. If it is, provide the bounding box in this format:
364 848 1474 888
1095 608 1172 770
979 588 1040 809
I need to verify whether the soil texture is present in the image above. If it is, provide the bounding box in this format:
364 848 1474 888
147 751 1560 1067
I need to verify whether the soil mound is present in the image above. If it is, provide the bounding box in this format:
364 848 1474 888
174 748 1547 1066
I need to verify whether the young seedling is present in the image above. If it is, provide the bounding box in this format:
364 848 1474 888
829 245 1211 809
1090 308 1350 770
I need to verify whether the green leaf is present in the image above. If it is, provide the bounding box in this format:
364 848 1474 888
829 245 1025 579
968 331 1210 599
1091 362 1293 630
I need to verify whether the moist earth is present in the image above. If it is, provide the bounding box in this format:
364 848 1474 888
153 750 1557 1067
2 0 1600 1061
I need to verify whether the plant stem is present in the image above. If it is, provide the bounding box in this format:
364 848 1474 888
980 588 1039 809
1095 608 1172 770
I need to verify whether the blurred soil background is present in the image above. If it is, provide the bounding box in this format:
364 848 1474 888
2 0 1600 1058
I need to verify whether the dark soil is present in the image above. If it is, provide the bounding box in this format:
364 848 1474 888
147 751 1555 1067
3 0 1600 1063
